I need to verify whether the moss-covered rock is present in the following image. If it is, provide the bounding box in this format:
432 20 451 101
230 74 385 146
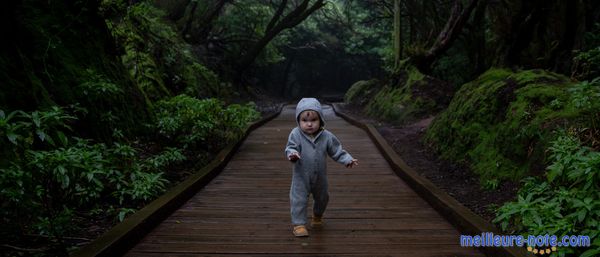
344 64 452 124
344 79 381 106
424 68 598 189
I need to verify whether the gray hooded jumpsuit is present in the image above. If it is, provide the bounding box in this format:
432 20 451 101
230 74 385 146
285 98 354 225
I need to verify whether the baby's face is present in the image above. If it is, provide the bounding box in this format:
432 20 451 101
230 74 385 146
299 110 320 135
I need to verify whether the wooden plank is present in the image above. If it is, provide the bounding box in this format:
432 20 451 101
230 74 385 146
126 251 484 257
129 243 484 255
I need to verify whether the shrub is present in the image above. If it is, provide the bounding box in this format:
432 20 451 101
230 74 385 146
572 46 600 81
154 95 259 150
0 107 176 248
494 131 600 257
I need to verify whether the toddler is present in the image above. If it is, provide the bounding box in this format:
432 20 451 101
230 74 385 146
284 98 358 237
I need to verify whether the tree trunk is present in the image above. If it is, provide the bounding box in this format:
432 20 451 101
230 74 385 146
412 0 479 72
181 0 230 43
180 0 198 39
503 0 545 67
393 0 403 69
471 0 488 76
280 53 296 97
548 0 584 73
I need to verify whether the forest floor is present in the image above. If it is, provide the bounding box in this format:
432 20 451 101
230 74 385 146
334 103 520 223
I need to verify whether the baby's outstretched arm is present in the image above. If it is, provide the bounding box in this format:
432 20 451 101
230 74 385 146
346 159 358 168
288 152 301 162
327 132 355 166
285 129 301 162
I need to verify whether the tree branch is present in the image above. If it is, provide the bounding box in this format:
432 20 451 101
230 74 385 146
266 0 288 33
412 0 479 72
236 0 326 79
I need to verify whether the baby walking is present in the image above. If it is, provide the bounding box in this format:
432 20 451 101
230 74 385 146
284 98 358 237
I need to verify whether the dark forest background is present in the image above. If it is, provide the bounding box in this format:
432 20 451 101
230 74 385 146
1 0 599 256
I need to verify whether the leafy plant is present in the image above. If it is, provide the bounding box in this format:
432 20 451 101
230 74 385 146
494 131 600 257
78 69 123 99
154 95 259 150
0 107 75 150
572 22 600 81
142 147 186 173
568 77 600 111
0 107 179 251
117 208 136 222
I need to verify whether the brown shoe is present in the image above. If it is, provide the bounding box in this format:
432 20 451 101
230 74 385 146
293 225 309 237
311 215 323 227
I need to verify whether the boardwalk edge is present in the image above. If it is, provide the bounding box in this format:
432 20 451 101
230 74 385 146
331 103 533 257
71 104 285 257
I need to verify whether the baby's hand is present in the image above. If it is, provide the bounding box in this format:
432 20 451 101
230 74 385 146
288 152 301 162
346 159 358 168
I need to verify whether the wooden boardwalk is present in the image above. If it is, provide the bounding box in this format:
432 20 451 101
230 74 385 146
125 105 485 257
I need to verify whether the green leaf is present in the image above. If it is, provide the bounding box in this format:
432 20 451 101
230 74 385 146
36 129 46 142
118 211 126 222
580 249 600 257
577 210 587 222
61 174 70 189
45 134 55 146
31 111 41 127
57 165 67 175
533 215 542 226
7 133 18 145
56 131 68 146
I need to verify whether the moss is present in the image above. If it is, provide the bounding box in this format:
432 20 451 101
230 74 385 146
345 64 449 124
109 2 225 102
344 79 381 106
365 86 410 122
424 68 595 188
405 65 425 87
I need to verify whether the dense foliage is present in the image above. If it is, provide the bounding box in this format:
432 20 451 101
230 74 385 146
1 0 260 256
0 107 172 254
0 99 258 255
494 131 600 257
104 2 228 102
154 95 260 151
424 73 600 256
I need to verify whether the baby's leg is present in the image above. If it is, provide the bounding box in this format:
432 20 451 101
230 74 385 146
290 174 310 225
311 173 329 217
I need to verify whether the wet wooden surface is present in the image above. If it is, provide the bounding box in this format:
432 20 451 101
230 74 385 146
125 105 485 256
